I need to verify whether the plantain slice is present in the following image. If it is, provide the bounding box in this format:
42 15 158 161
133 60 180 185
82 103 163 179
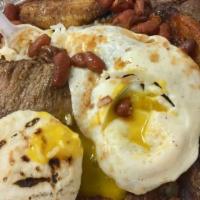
19 0 106 29
169 13 200 66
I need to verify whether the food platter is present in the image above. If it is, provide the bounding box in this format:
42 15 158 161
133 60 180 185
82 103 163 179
0 1 200 200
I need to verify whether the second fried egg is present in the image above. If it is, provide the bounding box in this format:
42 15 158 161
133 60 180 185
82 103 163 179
66 25 200 194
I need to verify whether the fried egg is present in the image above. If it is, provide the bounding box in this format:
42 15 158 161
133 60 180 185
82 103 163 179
0 24 44 61
61 25 200 194
0 110 83 200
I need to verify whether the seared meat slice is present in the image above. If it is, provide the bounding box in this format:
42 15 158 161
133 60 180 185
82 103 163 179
19 0 106 29
0 59 71 121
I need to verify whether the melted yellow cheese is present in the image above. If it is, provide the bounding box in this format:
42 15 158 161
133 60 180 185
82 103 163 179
80 135 125 200
27 112 83 164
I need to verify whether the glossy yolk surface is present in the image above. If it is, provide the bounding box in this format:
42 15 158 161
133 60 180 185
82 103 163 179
124 92 167 148
99 84 168 149
27 112 83 164
84 83 168 199
80 135 125 200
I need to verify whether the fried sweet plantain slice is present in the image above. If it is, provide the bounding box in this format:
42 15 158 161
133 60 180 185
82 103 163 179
19 0 106 29
170 14 200 65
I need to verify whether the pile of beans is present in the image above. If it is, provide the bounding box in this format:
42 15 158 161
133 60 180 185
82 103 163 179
28 34 106 88
97 0 170 37
97 0 197 55
2 1 198 57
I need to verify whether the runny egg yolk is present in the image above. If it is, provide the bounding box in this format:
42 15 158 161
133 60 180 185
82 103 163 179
80 135 125 200
98 83 168 149
84 83 168 199
27 112 83 164
123 92 167 149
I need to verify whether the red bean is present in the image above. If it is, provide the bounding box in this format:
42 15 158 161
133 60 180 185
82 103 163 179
38 45 60 63
131 15 161 35
115 97 132 117
134 0 145 16
84 52 106 74
28 34 51 57
111 0 134 13
158 23 171 40
52 51 71 88
71 53 87 68
71 52 106 74
112 9 135 28
4 3 19 21
96 0 115 10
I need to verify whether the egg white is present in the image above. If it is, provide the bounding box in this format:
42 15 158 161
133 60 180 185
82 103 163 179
64 25 200 194
0 110 82 200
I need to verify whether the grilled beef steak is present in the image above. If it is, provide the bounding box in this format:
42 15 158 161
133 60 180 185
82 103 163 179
0 58 71 121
